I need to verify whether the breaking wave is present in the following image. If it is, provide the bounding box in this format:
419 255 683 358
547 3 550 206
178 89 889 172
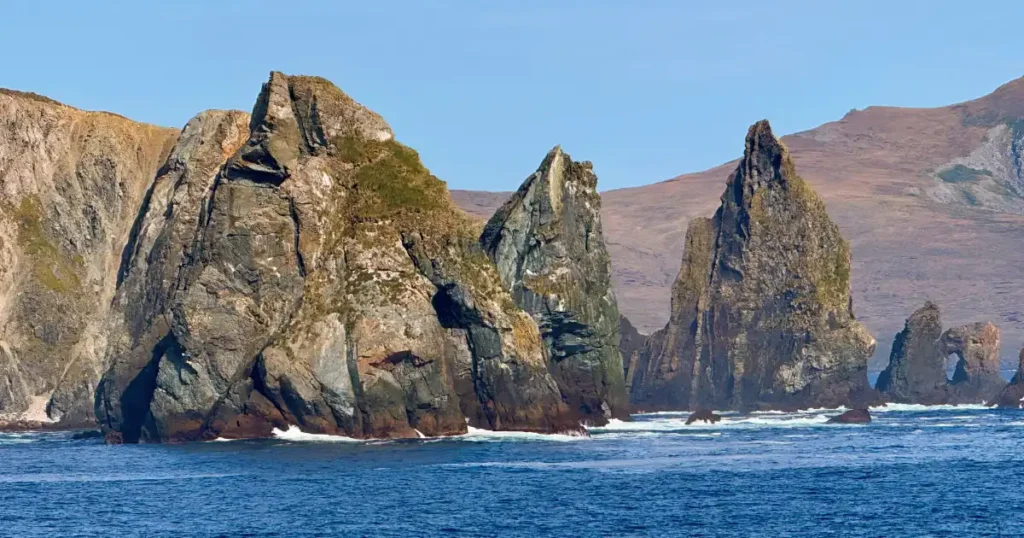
869 403 989 412
272 426 362 443
454 426 589 443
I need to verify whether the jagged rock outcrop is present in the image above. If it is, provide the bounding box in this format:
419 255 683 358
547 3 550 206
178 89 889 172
992 347 1024 407
941 322 1004 400
95 72 579 442
628 120 876 411
875 302 948 404
875 302 1002 404
480 147 629 424
0 90 178 426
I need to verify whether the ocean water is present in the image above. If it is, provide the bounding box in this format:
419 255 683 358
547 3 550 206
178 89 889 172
3 405 1024 537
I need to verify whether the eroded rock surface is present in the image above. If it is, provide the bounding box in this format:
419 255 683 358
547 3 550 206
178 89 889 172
875 302 949 404
628 121 876 411
95 72 578 442
0 90 178 426
942 322 1004 400
875 302 1002 404
480 147 629 424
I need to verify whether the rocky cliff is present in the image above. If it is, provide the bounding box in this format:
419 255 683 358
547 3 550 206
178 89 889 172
480 147 628 423
92 72 583 442
627 120 876 411
0 90 178 426
876 301 1002 404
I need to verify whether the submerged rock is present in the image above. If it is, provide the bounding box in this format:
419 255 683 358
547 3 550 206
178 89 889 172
685 409 721 425
95 72 582 442
481 147 629 424
629 120 876 411
827 409 870 424
875 302 1002 404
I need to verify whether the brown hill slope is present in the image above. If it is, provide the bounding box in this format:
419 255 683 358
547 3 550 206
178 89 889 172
453 76 1024 369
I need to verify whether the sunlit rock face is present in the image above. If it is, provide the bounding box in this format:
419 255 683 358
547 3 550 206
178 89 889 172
481 146 629 424
96 72 581 442
629 120 876 411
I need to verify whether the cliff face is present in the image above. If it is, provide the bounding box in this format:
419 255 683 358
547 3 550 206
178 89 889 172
876 301 1003 404
628 121 876 411
480 148 628 423
94 73 577 442
0 90 178 425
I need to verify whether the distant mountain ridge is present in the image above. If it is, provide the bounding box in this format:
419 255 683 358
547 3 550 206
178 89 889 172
453 75 1024 369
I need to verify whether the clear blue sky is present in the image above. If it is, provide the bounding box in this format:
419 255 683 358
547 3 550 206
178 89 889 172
3 1 1022 192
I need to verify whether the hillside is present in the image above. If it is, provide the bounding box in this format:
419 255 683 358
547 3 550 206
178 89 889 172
453 76 1024 369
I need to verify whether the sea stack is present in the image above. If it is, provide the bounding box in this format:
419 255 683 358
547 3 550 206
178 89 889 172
481 147 629 424
876 301 1002 404
628 120 876 411
94 72 585 442
991 347 1024 407
875 302 948 404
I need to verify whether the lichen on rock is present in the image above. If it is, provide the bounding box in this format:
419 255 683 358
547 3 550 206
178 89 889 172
0 90 178 426
480 146 629 424
628 120 876 411
875 301 1003 404
95 72 579 442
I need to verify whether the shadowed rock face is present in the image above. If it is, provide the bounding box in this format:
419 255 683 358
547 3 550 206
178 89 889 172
481 147 629 424
619 316 646 381
875 302 948 404
95 72 579 442
875 301 1002 404
992 348 1024 407
628 120 876 411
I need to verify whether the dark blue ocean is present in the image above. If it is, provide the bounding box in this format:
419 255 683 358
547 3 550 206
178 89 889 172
4 403 1024 537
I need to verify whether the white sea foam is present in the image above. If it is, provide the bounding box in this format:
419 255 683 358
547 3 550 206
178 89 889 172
870 403 989 412
454 426 588 443
272 426 362 443
589 413 833 433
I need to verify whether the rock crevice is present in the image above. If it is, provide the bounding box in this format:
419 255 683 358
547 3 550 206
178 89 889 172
93 72 586 442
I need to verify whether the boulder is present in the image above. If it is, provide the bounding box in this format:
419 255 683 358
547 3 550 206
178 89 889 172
685 409 721 425
827 408 871 424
